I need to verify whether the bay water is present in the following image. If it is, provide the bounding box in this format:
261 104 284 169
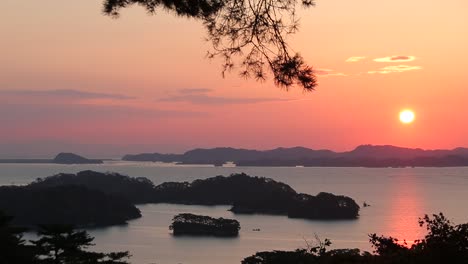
1 162 467 263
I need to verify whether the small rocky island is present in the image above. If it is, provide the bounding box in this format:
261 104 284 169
52 152 103 164
169 213 240 236
0 153 103 164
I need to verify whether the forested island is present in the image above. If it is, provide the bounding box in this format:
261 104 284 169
27 170 360 220
0 170 359 228
170 213 240 236
30 170 156 204
123 145 468 167
153 173 359 219
0 184 141 227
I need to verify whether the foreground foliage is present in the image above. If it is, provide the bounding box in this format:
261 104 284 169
0 211 130 264
102 0 317 91
0 213 35 264
3 210 468 263
242 213 468 264
32 225 130 264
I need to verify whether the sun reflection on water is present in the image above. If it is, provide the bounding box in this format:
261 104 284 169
385 171 426 247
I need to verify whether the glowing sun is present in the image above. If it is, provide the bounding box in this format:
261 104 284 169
399 109 415 124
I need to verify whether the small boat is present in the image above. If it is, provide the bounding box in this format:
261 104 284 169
222 161 237 167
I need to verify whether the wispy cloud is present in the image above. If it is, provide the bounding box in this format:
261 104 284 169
0 89 135 100
346 56 366 63
178 88 213 94
373 55 416 63
0 89 205 123
315 69 347 77
0 104 204 124
368 65 422 74
159 94 293 105
159 88 293 105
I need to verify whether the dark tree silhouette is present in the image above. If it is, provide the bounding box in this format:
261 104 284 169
0 212 35 264
102 0 317 91
370 213 468 264
243 213 468 264
31 224 131 264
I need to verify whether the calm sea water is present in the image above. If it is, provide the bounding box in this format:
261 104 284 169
2 162 468 264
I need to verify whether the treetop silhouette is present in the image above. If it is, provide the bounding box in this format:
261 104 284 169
103 0 317 91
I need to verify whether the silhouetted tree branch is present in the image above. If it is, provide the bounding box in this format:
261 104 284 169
102 0 317 91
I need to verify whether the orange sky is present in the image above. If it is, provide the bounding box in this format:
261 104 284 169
0 0 467 157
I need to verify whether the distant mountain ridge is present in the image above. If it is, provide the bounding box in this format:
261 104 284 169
123 145 468 167
123 146 338 164
345 145 468 159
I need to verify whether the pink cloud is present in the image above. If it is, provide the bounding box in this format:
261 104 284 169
346 56 366 62
315 69 347 77
368 65 422 74
373 55 416 63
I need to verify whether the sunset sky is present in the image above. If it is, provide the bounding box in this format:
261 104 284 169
1 0 467 157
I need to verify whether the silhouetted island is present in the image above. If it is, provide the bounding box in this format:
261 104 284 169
52 152 103 164
0 184 141 227
0 152 103 164
30 170 156 204
169 213 240 236
29 171 360 220
123 145 468 167
154 173 359 219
